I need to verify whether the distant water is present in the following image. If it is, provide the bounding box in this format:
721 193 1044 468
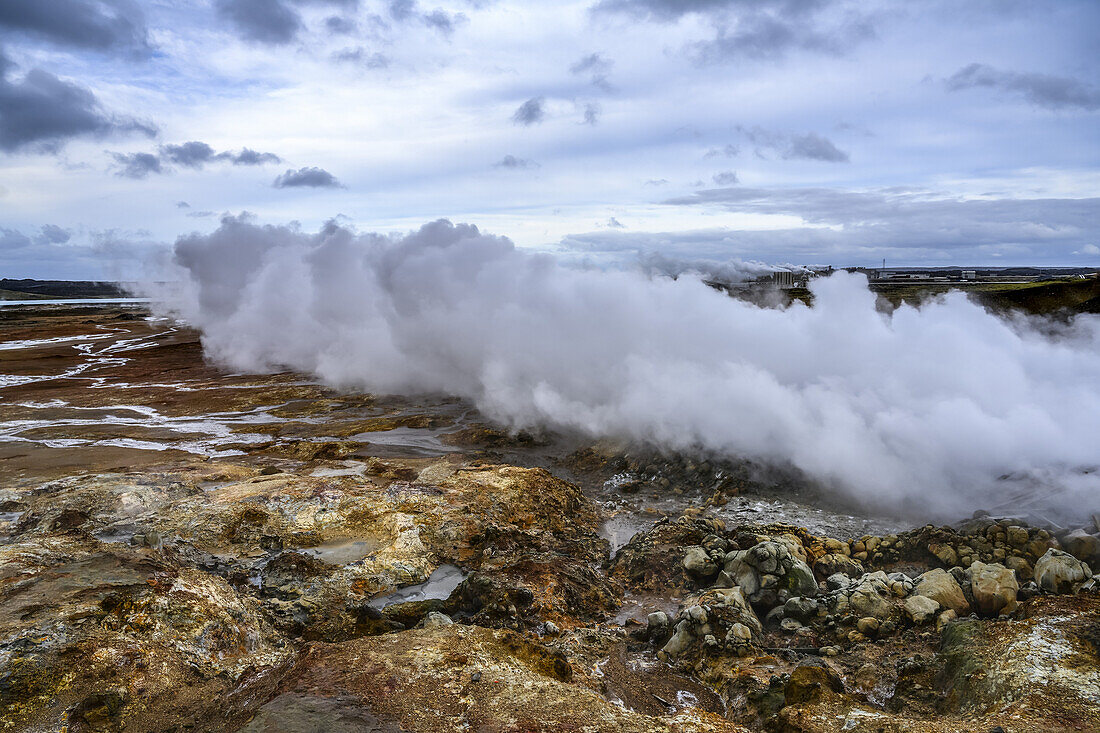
0 298 150 307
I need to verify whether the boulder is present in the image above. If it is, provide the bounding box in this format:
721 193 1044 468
967 562 1018 617
1033 548 1092 594
904 595 939 624
421 611 454 628
746 541 791 575
694 586 763 635
683 545 718 580
783 596 819 623
913 568 970 615
814 553 863 579
721 550 762 597
1061 529 1100 565
842 575 894 620
784 559 818 597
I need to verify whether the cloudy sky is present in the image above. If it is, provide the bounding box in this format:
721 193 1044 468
0 0 1098 279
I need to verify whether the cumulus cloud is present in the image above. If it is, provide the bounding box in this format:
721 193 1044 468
512 97 545 125
0 53 155 153
148 216 1100 521
494 154 538 169
273 166 342 188
111 151 162 178
712 170 738 185
0 0 152 55
606 216 625 228
946 63 1100 111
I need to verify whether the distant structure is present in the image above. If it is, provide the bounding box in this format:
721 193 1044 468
771 271 807 289
850 266 1099 285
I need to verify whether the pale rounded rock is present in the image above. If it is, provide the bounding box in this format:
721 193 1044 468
904 594 940 623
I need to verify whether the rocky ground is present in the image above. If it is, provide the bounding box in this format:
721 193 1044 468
1 303 1098 732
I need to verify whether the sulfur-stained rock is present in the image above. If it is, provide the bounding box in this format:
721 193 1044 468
245 625 748 732
937 595 1100 730
611 519 708 595
968 561 1019 617
784 660 844 705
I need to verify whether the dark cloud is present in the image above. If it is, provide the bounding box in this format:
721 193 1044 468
423 9 462 35
696 14 874 63
160 141 217 168
569 52 614 91
216 0 303 45
111 151 162 178
0 54 156 153
594 1 874 63
39 224 72 243
660 185 1100 258
591 0 765 21
0 0 151 55
389 0 417 21
582 102 600 125
325 15 357 33
570 52 613 75
494 154 538 169
273 166 342 188
0 224 158 280
224 147 282 165
387 1 465 35
784 132 849 162
333 47 391 67
116 141 281 174
946 63 1100 111
176 201 191 208
512 97 545 125
712 170 738 185
737 125 849 162
704 143 739 158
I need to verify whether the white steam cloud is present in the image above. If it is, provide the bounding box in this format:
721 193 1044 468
151 216 1100 521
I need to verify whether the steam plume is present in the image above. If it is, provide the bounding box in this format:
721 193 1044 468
151 216 1100 520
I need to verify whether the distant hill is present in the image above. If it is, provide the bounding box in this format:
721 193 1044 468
0 279 127 300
